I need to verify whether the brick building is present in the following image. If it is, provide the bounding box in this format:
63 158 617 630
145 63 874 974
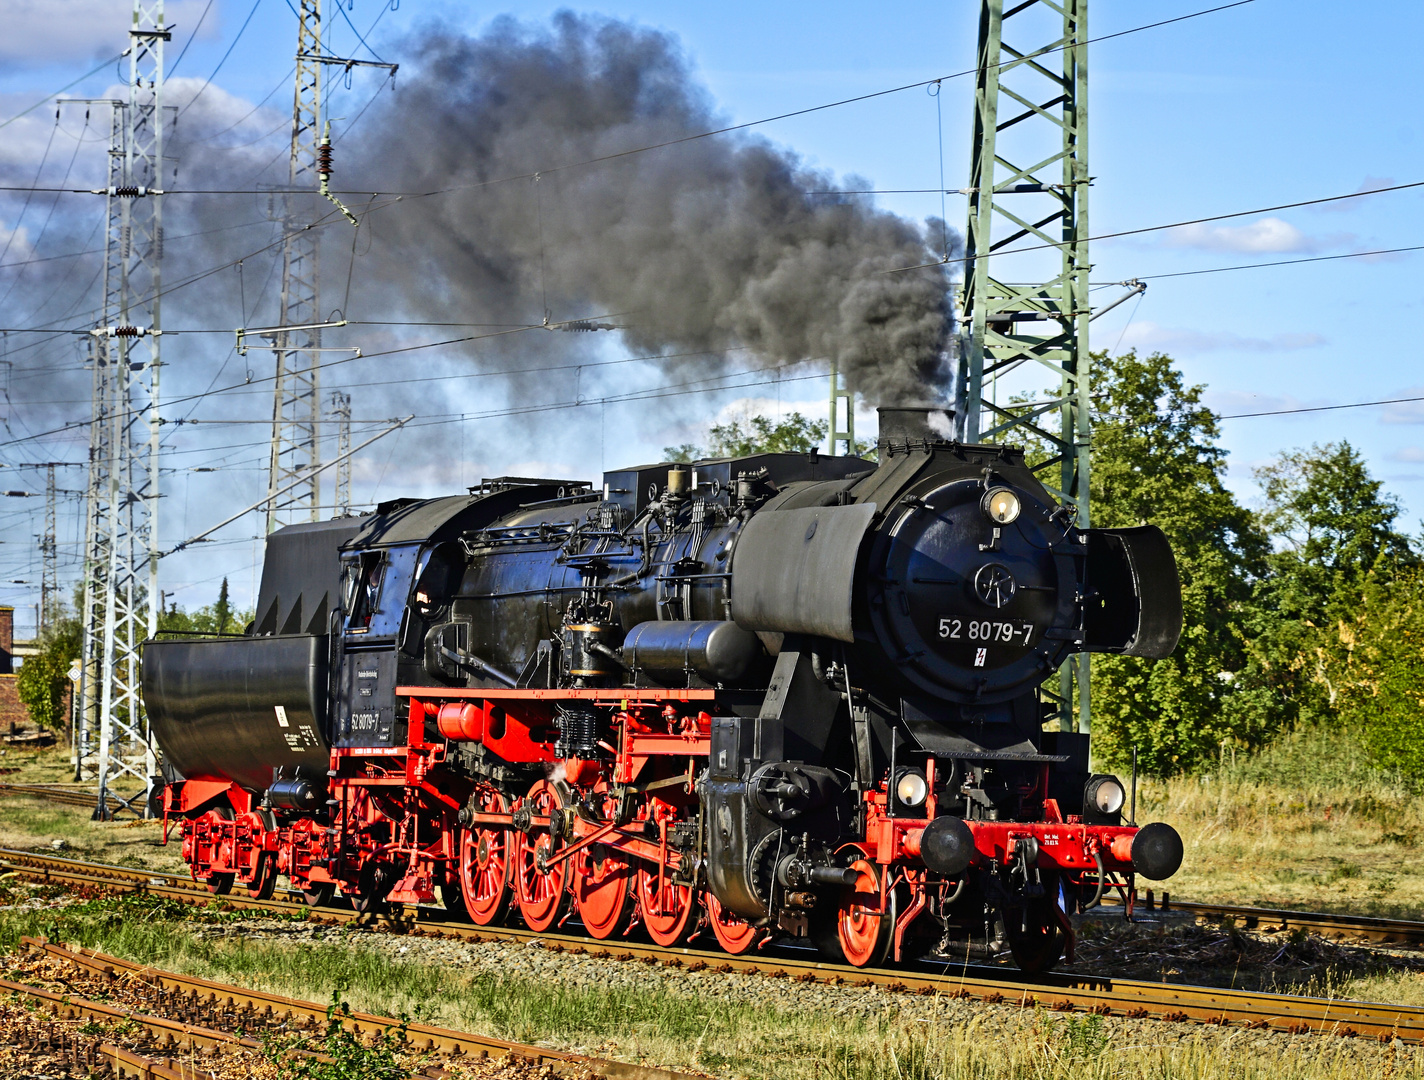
0 607 30 726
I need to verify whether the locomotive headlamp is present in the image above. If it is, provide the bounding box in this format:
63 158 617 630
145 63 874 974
982 487 1021 525
1084 774 1126 822
894 768 929 809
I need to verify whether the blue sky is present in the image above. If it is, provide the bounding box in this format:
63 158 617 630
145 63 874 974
0 0 1419 623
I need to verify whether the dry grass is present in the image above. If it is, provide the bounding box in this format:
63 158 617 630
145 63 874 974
0 742 186 872
1135 727 1424 920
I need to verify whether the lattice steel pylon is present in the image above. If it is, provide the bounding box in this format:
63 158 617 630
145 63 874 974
329 390 352 515
827 363 855 456
266 0 326 532
956 0 1090 732
40 464 56 630
78 1 169 816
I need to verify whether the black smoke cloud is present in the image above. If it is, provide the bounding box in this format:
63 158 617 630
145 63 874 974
343 12 957 406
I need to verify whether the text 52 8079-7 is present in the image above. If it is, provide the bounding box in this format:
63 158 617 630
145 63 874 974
938 618 1034 646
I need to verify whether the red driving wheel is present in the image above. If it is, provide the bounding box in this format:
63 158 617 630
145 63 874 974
705 891 763 955
514 779 571 932
459 785 512 926
573 839 634 939
636 862 697 947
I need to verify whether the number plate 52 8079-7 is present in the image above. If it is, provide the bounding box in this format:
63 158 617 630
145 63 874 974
938 618 1034 646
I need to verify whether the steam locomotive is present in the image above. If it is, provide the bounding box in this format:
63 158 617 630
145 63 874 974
143 406 1184 972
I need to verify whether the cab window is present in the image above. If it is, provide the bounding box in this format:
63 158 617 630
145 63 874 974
341 552 386 634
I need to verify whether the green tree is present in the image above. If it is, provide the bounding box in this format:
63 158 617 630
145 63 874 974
663 411 828 460
1084 351 1271 774
16 607 81 732
1232 443 1416 733
213 577 233 635
158 581 253 637
1326 564 1424 778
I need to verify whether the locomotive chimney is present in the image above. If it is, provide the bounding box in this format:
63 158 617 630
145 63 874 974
876 405 957 448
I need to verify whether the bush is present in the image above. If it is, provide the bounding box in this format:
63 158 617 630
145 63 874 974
16 612 80 731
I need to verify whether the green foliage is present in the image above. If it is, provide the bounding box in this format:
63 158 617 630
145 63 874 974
1086 351 1270 775
1231 443 1418 734
158 577 253 637
263 993 415 1080
663 411 828 461
15 605 80 731
1324 564 1424 778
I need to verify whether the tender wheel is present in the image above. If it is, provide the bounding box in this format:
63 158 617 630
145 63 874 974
237 810 276 900
834 858 893 968
458 786 512 926
574 840 634 940
514 779 572 932
705 891 763 955
246 853 277 900
1005 898 1066 973
636 863 696 947
302 882 336 908
197 806 234 895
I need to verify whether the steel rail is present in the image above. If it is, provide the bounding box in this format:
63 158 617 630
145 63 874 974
1140 892 1424 947
18 936 689 1080
0 782 109 808
4 849 1423 1044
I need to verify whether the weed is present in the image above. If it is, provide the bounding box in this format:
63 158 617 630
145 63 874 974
262 992 418 1080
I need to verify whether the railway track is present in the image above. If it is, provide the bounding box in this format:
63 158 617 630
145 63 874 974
0 782 103 809
1135 890 1424 947
8 933 688 1080
4 849 1424 1045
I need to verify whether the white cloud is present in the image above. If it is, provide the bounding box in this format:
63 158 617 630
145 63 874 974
0 1 215 66
1315 177 1396 214
0 224 32 262
1388 446 1424 462
1115 321 1326 354
1164 216 1331 254
1382 391 1424 425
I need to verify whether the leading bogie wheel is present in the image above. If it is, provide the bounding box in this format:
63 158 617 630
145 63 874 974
458 785 512 926
1005 897 1066 974
834 858 893 968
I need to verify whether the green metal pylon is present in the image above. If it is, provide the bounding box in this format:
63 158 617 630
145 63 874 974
958 0 1091 733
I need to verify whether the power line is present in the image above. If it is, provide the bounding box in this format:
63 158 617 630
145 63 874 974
1135 244 1424 281
884 179 1424 274
0 52 130 132
178 0 265 119
1220 395 1424 421
167 0 216 76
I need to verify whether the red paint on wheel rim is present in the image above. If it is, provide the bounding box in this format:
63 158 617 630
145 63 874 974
460 785 511 926
706 891 762 954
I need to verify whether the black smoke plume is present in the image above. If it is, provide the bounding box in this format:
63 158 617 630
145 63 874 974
344 12 956 406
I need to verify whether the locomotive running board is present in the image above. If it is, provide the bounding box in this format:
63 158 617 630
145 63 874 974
396 686 717 701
